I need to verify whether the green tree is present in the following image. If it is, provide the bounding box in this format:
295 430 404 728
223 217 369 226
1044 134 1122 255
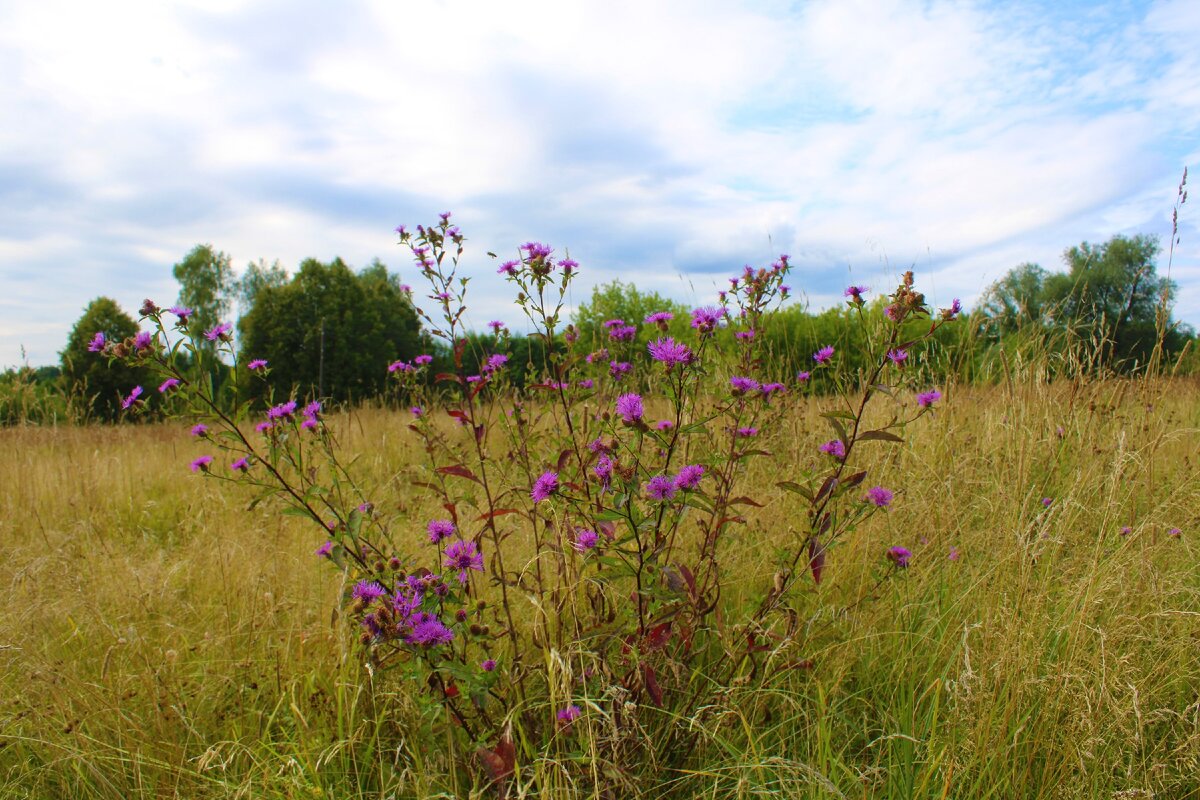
572 280 689 347
237 258 423 402
978 262 1049 334
60 297 148 422
173 244 234 341
234 258 288 312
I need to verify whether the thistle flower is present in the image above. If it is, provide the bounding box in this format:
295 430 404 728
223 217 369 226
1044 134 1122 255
917 389 942 408
1168 527 1182 538
301 417 318 431
616 393 644 424
531 470 559 503
133 331 152 350
655 419 674 431
690 306 723 337
497 260 519 276
267 401 297 420
410 406 423 417
887 546 912 567
87 332 106 352
204 322 232 342
866 486 894 507
557 704 582 725
121 386 143 409
1042 497 1053 508
735 426 758 437
444 539 484 583
609 361 632 379
247 359 268 371
230 457 249 472
578 379 594 389
427 519 455 544
414 354 434 365
190 423 208 437
730 376 760 394
813 345 835 364
315 541 334 558
353 580 388 603
255 421 273 434
887 348 908 365
303 401 321 418
646 474 677 501
484 353 509 373
388 360 413 373
593 454 614 491
796 370 811 382
408 616 455 646
488 320 506 334
674 464 705 490
645 311 674 327
481 659 497 672
844 284 870 300
761 382 787 395
158 378 180 393
169 305 193 322
819 439 846 459
189 455 213 473
647 337 692 367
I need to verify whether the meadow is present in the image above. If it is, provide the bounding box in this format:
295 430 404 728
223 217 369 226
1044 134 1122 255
2 373 1199 799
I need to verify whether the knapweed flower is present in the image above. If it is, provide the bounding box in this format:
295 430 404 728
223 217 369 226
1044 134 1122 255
557 704 582 726
593 454 614 490
353 580 388 603
1042 497 1053 508
444 539 484 583
603 319 625 330
866 486 894 508
608 324 637 341
267 400 297 420
735 329 757 341
813 345 835 364
87 332 106 352
578 379 594 389
521 241 553 260
819 439 846 459
388 360 413 373
573 529 599 552
301 417 318 431
303 401 321 418
191 423 208 437
488 320 506 334
255 421 273 434
427 519 455 544
609 361 632 379
887 546 912 568
408 616 455 646
887 349 908 365
844 285 870 301
189 455 213 473
1168 527 1182 538
1120 526 1132 536
645 311 674 327
481 659 497 672
761 382 787 396
121 386 143 410
410 406 423 417
796 370 811 382
484 353 509 373
497 260 519 276
158 378 180 393
690 306 723 337
917 389 942 408
948 546 960 562
735 426 758 437
646 474 677 501
204 322 232 342
133 331 153 350
730 376 760 394
655 419 674 431
647 337 692 367
674 464 705 490
616 393 644 424
414 354 433 365
230 457 249 472
168 305 193 322
532 470 559 503
315 541 334 558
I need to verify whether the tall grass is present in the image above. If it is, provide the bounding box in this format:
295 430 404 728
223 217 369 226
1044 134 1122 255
2 374 1198 798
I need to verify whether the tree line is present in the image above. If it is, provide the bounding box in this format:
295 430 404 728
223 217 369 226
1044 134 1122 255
2 232 1194 424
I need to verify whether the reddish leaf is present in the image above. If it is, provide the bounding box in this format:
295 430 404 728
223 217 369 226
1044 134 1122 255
443 503 458 524
814 475 838 504
446 409 468 422
555 448 573 472
808 538 826 585
597 521 617 540
477 508 520 522
858 429 904 443
437 464 480 483
729 496 764 507
646 622 672 650
642 664 664 707
474 424 485 445
842 470 868 488
436 372 463 384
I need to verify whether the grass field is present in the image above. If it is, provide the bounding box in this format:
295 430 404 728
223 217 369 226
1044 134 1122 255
2 376 1199 799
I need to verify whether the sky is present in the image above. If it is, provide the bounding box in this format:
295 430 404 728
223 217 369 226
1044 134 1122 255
1 0 1197 368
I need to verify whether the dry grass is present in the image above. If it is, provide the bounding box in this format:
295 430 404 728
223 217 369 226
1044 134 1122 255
2 377 1199 798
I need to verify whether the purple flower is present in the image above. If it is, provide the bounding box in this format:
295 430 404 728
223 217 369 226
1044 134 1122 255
573 529 599 552
608 324 637 342
255 421 273 434
865 486 894 508
190 423 208 437
587 437 610 454
532 470 559 503
158 378 180 394
1042 497 1053 508
121 386 143 410
444 539 484 583
648 337 692 367
844 284 870 299
410 406 423 417
578 379 594 389
388 360 412 373
169 305 193 322
521 242 553 260
481 659 497 672
819 439 846 459
646 474 677 501
1168 527 1181 538
813 345 835 364
948 546 960 562
303 401 321 418
204 322 232 342
887 349 908 365
231 457 249 472
917 389 942 408
887 546 912 568
730 376 760 394
734 329 756 341
497 260 519 276
559 258 578 274
593 454 614 491
315 541 334 558
268 401 297 420
1120 525 1132 536
761 382 787 395
488 320 506 333
674 464 705 490
557 704 582 725
645 311 674 326
247 359 268 371
439 211 452 222
796 370 811 382
301 417 318 431
133 331 152 350
484 353 509 373
735 426 758 437
414 354 433 365
609 361 632 379
189 455 213 473
427 519 455 544
690 306 723 336
353 580 388 603
408 616 455 646
87 332 106 352
616 393 644 424
655 419 674 431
